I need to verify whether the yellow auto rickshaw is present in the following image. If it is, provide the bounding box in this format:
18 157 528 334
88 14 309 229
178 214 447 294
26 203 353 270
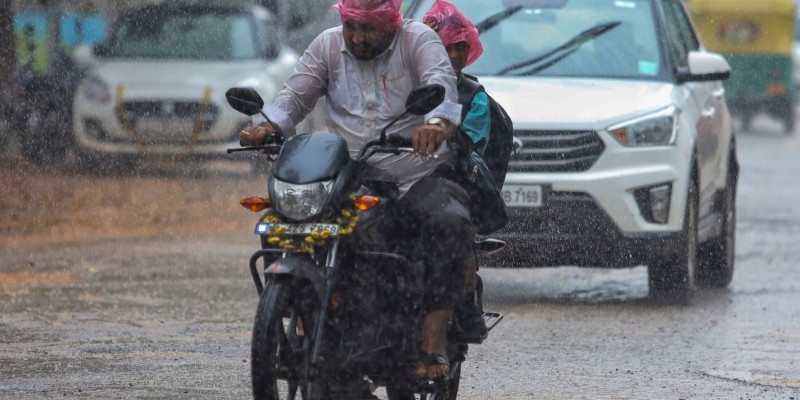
689 0 796 134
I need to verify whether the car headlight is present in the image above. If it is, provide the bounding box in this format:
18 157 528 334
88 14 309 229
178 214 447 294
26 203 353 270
607 107 678 146
271 178 335 221
81 76 111 104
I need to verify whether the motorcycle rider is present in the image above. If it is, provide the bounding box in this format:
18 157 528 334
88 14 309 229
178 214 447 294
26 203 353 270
424 0 491 342
240 0 475 380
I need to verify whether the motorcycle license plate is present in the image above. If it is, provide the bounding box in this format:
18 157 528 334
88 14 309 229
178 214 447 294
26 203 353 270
501 184 543 207
255 223 340 236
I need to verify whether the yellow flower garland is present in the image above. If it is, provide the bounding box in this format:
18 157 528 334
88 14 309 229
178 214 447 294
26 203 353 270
261 194 361 254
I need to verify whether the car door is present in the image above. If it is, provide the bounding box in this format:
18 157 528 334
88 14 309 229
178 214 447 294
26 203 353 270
662 0 719 216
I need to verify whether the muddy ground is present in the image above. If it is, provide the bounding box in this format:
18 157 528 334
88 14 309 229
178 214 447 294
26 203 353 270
0 154 258 246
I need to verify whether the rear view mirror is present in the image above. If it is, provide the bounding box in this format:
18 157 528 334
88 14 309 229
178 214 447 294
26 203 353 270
677 51 732 83
226 87 265 116
404 84 445 116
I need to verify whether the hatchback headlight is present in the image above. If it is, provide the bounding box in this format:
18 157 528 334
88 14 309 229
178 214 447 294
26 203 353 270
271 178 335 221
82 76 111 104
607 107 678 146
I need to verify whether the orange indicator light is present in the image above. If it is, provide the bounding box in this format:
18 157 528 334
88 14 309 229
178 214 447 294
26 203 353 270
240 197 269 212
354 195 381 211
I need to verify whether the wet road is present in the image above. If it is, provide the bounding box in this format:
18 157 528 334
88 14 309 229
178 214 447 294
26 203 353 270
1 116 799 399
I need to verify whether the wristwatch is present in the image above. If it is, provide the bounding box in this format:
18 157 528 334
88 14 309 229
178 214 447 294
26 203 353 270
426 117 452 130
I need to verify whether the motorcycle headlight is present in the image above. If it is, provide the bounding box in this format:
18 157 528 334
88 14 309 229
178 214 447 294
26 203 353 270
607 107 678 147
271 178 335 221
82 76 111 104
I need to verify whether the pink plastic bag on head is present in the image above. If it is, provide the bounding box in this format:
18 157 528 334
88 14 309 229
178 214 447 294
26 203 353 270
334 0 403 32
423 0 483 66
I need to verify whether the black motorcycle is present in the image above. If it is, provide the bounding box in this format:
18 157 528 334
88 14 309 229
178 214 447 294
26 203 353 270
226 84 503 400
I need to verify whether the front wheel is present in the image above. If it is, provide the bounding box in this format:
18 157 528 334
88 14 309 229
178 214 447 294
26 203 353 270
698 174 736 288
251 278 321 400
648 178 698 304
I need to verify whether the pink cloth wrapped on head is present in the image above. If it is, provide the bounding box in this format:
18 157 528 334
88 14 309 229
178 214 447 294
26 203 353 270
334 0 403 31
423 0 483 67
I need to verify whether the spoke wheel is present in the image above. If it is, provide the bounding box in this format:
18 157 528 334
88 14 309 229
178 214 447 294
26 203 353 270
427 362 462 400
252 278 320 400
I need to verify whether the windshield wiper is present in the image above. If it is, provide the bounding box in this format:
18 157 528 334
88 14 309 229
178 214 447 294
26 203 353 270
474 5 524 34
496 21 621 76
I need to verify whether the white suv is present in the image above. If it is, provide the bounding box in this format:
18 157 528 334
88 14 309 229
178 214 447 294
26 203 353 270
72 3 314 169
407 0 739 302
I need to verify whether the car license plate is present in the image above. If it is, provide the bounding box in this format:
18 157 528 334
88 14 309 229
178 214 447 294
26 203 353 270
136 118 196 138
255 223 340 236
502 184 543 207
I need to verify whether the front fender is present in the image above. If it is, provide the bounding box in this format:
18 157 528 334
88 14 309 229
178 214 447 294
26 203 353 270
252 252 327 300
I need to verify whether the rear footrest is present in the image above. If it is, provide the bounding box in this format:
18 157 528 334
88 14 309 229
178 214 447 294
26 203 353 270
483 312 503 332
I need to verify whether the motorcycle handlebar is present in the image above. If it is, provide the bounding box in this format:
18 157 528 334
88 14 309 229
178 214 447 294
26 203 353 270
226 143 283 154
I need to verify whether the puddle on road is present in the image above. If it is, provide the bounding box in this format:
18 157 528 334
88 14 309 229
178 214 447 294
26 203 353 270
0 271 77 287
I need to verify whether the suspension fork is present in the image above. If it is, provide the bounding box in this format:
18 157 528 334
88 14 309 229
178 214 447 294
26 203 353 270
311 238 341 365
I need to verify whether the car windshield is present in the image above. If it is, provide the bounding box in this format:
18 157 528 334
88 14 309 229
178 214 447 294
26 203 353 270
411 0 662 79
101 8 258 61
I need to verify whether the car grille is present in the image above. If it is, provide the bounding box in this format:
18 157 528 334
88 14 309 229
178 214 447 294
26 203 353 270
115 101 219 143
508 130 605 172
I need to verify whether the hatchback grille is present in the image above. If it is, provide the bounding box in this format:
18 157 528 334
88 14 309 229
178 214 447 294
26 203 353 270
116 101 218 123
114 101 219 143
509 130 605 172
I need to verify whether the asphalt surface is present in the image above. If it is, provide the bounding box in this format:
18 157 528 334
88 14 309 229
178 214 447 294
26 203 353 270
1 114 799 399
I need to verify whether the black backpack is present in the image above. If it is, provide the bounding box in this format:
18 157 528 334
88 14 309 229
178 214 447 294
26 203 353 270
453 74 514 234
457 74 514 187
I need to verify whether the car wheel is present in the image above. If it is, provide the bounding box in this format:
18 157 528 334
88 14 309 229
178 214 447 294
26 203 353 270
20 110 69 165
698 173 736 288
648 177 698 304
782 101 795 135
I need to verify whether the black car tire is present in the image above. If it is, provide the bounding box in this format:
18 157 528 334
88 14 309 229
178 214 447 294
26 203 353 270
698 173 736 288
648 177 698 304
20 110 69 165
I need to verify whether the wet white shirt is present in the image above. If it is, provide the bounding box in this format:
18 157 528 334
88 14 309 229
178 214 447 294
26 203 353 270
255 19 462 193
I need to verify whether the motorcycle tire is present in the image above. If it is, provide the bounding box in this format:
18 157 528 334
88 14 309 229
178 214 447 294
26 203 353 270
251 277 322 400
428 362 462 400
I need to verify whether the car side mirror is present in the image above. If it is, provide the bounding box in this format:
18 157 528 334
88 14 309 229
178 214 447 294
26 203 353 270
676 51 732 83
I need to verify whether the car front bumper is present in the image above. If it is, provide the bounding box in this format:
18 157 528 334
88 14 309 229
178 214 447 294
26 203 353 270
73 94 247 158
484 138 693 268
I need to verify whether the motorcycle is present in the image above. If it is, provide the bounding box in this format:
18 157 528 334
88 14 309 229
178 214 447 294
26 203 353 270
226 84 504 400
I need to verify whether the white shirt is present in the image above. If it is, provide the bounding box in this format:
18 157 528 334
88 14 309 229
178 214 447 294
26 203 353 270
255 19 462 193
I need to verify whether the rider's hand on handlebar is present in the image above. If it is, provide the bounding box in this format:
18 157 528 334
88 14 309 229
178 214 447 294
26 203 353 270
412 123 455 160
239 122 278 147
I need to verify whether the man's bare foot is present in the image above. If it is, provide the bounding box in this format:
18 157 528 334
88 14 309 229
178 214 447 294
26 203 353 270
416 309 453 379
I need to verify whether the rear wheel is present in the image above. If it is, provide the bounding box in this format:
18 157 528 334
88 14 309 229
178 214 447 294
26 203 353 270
251 278 320 400
648 178 698 304
428 362 462 400
780 100 795 135
698 174 736 288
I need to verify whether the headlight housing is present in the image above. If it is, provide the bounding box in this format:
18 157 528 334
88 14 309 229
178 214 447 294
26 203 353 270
271 178 335 221
81 75 111 104
607 107 678 146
